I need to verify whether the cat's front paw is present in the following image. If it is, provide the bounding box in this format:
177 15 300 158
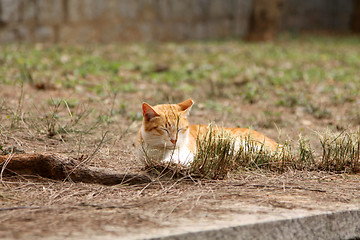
163 155 193 167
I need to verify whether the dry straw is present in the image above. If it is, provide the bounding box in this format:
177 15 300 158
143 125 360 179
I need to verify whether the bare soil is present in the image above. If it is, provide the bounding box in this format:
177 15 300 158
1 73 360 239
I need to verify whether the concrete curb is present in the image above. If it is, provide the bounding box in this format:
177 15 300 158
148 209 360 240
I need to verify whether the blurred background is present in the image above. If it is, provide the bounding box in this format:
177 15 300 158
0 0 359 43
0 0 359 160
1 2 360 238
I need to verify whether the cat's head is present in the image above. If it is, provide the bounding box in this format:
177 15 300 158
141 99 194 149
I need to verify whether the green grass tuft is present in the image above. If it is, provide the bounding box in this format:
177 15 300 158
191 125 288 179
318 130 360 173
190 127 359 179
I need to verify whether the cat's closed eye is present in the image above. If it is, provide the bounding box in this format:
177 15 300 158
160 128 170 135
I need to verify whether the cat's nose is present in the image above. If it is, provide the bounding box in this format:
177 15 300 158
170 139 177 145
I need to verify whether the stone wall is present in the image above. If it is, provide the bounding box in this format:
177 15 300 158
0 0 355 43
0 0 252 43
281 0 354 32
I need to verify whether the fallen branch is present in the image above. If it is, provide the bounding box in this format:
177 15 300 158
0 153 151 185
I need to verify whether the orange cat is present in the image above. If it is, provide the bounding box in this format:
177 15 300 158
138 99 279 166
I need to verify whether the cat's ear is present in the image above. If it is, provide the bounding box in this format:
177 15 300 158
178 98 194 115
142 102 159 121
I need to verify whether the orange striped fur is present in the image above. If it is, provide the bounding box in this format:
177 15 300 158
138 99 279 165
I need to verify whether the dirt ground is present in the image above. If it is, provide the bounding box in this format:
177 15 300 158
0 82 359 240
1 171 360 239
1 39 360 239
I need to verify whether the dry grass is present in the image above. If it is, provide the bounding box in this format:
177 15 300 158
0 36 360 239
141 126 359 180
317 130 360 172
190 125 287 179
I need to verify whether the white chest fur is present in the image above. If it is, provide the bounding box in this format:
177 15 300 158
163 146 194 166
139 127 194 166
